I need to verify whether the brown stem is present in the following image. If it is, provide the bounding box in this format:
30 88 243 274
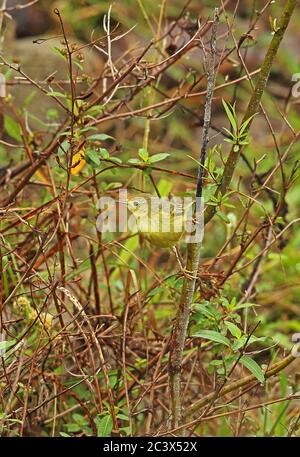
168 8 219 431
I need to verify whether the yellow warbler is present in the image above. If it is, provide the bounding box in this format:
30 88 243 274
126 195 186 248
126 195 199 278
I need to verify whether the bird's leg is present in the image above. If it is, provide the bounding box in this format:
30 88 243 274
172 246 198 280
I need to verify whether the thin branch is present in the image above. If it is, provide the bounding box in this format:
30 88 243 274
168 8 219 432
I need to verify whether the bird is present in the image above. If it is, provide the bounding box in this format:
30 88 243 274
127 194 185 248
126 194 197 278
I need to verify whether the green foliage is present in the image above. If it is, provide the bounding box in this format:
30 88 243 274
95 414 113 437
0 0 298 438
128 148 170 165
65 413 92 435
222 99 255 152
4 115 22 142
191 298 270 383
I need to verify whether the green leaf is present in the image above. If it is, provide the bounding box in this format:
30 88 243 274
147 286 165 297
73 59 83 71
149 153 170 163
119 426 131 436
72 413 87 425
222 127 235 139
232 335 269 351
138 148 149 162
85 148 101 167
96 415 113 437
217 211 231 223
77 126 98 135
66 423 80 432
109 157 122 164
0 339 16 352
239 355 265 383
222 99 237 132
192 303 219 320
52 46 67 59
46 90 67 98
47 109 59 120
225 321 242 339
109 374 118 389
224 138 235 144
239 114 256 134
192 330 231 347
4 115 22 142
116 413 129 421
57 140 70 156
99 148 110 159
128 158 141 165
157 178 173 196
233 302 259 311
87 133 114 142
85 105 104 117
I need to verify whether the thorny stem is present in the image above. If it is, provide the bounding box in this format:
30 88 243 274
168 8 219 432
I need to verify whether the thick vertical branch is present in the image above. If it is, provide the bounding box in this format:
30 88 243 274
168 8 219 431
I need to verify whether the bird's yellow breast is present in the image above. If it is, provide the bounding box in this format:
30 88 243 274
134 210 185 248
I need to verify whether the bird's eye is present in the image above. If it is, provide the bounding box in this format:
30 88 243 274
133 201 140 207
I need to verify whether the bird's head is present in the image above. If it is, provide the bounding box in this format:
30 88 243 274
127 196 150 217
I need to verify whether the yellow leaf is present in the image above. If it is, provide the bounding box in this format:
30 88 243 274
71 149 86 175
